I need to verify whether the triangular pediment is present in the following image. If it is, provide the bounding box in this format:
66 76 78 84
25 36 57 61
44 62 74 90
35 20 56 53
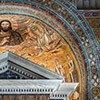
0 51 64 80
0 51 79 100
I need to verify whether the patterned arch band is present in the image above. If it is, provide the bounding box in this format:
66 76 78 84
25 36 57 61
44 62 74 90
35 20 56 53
0 0 99 100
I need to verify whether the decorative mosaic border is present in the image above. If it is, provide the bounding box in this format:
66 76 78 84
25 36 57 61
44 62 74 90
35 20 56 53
0 0 99 100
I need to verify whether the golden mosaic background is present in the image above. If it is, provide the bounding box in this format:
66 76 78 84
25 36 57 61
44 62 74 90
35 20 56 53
0 15 81 99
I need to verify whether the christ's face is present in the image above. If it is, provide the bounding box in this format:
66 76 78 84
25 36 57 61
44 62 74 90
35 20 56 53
1 21 10 32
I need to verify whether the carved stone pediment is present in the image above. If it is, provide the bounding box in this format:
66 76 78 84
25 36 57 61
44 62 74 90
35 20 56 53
0 51 64 80
0 51 79 100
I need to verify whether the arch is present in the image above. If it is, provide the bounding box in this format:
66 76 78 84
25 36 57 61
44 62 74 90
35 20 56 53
0 0 99 100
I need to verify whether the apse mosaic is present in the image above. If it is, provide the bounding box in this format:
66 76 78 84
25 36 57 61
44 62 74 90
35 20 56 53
0 15 80 99
0 0 99 100
0 15 79 79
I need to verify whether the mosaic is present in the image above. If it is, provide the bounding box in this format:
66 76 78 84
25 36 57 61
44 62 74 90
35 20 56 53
0 14 80 99
0 0 99 100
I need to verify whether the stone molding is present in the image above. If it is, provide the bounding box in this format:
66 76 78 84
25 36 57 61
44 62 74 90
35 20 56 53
0 80 78 100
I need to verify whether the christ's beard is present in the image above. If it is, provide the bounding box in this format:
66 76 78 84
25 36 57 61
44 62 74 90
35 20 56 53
1 28 9 32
